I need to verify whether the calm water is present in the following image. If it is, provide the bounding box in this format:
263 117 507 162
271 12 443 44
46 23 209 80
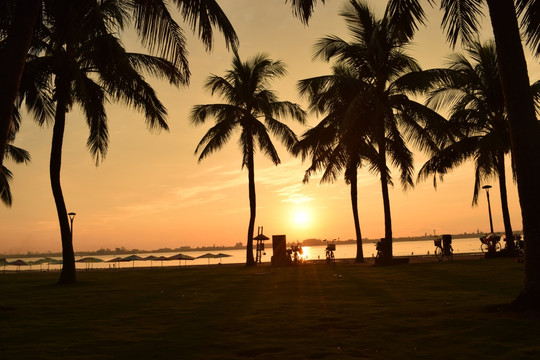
3 237 485 271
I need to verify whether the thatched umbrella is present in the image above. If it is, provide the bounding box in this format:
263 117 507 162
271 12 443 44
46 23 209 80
76 257 104 270
196 253 220 265
168 253 195 266
122 255 144 268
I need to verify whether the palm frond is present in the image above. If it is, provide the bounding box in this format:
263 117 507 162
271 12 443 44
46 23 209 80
190 103 243 126
440 0 484 48
386 0 434 42
264 117 298 152
72 72 109 164
4 144 31 164
252 120 281 165
0 165 13 207
172 0 238 51
131 0 190 73
194 115 237 161
286 0 324 24
516 0 540 57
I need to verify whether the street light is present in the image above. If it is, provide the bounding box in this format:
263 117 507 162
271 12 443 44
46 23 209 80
482 185 494 234
68 212 76 239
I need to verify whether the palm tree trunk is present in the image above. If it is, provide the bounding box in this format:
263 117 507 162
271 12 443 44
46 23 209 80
486 0 540 310
496 155 514 253
0 0 40 171
51 84 76 284
350 164 364 263
379 139 393 263
245 136 256 266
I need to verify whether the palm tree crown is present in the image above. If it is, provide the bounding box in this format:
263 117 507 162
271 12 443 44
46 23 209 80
191 53 306 265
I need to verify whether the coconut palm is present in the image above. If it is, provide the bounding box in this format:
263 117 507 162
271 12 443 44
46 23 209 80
0 0 238 171
191 53 306 266
18 1 184 284
291 0 540 310
310 0 448 263
295 63 383 263
416 40 521 252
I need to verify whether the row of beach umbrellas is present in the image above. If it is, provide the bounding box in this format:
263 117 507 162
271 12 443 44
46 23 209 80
1 257 63 271
1 252 232 271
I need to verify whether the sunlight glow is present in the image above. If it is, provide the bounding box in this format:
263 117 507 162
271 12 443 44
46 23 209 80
294 211 308 225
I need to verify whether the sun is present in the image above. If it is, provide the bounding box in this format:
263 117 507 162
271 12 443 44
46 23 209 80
293 210 310 227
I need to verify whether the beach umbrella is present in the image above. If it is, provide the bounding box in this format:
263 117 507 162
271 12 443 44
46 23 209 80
168 253 195 266
41 258 62 271
216 253 232 264
9 259 27 271
143 255 158 267
153 256 171 267
196 253 220 265
122 254 144 268
76 257 104 270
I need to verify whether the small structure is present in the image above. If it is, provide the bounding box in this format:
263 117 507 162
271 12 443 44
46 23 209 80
254 226 269 264
271 234 290 266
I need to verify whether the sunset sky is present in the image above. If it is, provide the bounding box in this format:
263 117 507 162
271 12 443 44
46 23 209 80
1 0 539 254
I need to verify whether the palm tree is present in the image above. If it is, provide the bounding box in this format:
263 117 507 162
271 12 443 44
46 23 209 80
19 1 184 284
0 0 238 171
291 0 540 310
191 53 306 266
311 0 447 263
295 63 382 263
416 40 520 252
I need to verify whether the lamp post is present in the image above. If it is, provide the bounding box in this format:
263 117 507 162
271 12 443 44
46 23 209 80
68 212 76 239
482 185 494 234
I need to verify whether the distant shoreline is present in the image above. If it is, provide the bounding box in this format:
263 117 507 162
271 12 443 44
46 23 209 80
1 231 519 258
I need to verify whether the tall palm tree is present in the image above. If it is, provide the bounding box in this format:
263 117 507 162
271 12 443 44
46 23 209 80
291 0 540 310
0 0 238 171
191 53 306 266
19 1 184 284
416 40 520 252
311 0 447 263
295 63 382 263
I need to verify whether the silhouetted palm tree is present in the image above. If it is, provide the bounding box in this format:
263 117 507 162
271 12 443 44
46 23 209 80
295 63 382 263
191 53 306 266
311 0 447 263
416 40 522 251
0 0 238 171
19 1 184 284
291 0 540 311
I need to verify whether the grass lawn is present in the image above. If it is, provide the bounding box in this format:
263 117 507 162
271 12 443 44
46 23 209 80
1 257 539 359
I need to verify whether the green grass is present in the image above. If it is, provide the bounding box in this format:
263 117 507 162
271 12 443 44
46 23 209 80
1 258 538 359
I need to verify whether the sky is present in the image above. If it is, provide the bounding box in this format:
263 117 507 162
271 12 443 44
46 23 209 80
1 0 539 254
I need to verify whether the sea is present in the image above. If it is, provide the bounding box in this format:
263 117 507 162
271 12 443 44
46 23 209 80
2 237 488 271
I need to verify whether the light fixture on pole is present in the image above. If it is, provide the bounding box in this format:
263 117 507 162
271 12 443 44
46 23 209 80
482 185 494 234
68 212 76 239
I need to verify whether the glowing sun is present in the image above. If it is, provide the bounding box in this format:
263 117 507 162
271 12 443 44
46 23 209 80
293 210 309 226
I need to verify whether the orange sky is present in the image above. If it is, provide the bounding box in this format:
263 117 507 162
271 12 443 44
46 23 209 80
1 1 538 254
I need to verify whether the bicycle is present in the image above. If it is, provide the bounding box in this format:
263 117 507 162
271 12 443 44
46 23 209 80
434 235 453 261
480 234 501 253
324 240 336 264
